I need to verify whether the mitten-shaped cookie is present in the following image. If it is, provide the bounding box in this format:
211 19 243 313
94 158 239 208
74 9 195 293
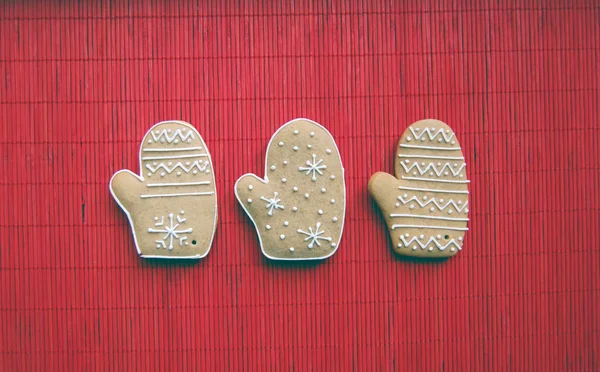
235 118 346 260
369 119 470 258
110 121 217 259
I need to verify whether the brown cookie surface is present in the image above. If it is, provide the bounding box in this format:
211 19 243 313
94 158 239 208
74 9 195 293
235 118 346 260
369 119 470 258
110 121 217 259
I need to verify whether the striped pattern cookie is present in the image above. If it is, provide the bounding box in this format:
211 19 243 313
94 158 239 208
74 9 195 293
235 118 346 260
110 121 217 259
369 119 469 258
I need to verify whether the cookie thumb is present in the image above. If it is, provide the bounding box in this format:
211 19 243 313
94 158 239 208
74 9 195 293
368 172 400 210
109 170 146 210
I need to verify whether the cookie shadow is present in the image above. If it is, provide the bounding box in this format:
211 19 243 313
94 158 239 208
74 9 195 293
140 258 202 268
262 255 327 269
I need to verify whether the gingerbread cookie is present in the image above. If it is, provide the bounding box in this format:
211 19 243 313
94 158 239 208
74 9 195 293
110 120 217 259
235 118 346 260
368 119 470 258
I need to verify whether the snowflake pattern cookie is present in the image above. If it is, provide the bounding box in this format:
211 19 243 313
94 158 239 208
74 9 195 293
235 118 346 260
110 121 217 259
368 119 470 258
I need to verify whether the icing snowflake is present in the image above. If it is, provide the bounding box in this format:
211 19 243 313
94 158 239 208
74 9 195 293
297 222 332 249
148 211 193 250
260 192 285 216
298 154 327 181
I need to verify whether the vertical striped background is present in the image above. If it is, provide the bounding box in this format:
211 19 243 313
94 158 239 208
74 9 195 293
1 0 598 370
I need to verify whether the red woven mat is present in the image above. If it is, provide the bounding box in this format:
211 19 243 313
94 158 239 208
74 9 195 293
1 1 599 370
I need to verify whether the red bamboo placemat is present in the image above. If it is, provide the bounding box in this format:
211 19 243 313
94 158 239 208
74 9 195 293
1 0 599 370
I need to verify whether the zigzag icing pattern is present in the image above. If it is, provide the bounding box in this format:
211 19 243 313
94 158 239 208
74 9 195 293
150 129 195 143
400 235 462 251
146 160 209 174
398 195 469 213
410 127 454 142
400 162 466 177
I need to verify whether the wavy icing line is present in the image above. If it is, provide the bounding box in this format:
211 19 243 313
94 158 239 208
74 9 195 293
400 162 466 177
150 129 195 143
400 235 462 251
410 127 455 142
398 195 469 212
145 160 210 174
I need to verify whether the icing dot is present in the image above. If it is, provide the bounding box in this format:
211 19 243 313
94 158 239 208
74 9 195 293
304 193 309 199
459 174 464 178
156 244 161 248
293 130 299 135
397 243 403 248
282 178 287 183
332 217 338 222
458 201 463 205
421 162 425 166
289 247 295 252
448 209 453 214
451 141 456 145
451 247 456 252
321 188 326 193
407 136 412 141
419 234 425 239
421 138 426 142
174 139 179 144
270 165 276 171
186 161 190 166
438 138 443 143
154 217 158 221
412 246 417 250
248 185 254 190
283 160 288 165
412 171 417 176
160 172 166 177
429 172 434 176
330 175 336 180
284 221 289 226
193 170 198 174
444 172 449 176
326 149 332 154
167 129 172 133
180 210 184 214
429 247 434 251
331 243 336 248
184 242 189 246
266 225 271 230
187 139 192 143
292 207 298 212
147 173 152 177
168 162 173 166
153 162 157 166
465 208 469 213
410 205 415 209
280 234 286 240
318 209 324 215
310 132 315 137
293 186 298 192
330 199 335 204
405 233 409 237
148 140 153 144
161 139 166 143
307 144 312 149
440 199 444 203
405 160 410 164
446 129 450 133
423 196 428 200
458 237 463 241
293 146 299 151
176 171 182 176
205 169 210 174
437 162 441 166
155 130 160 134
430 207 435 212
396 203 400 207
437 235 442 239
453 163 458 167
247 198 252 203
278 141 284 147
415 128 420 131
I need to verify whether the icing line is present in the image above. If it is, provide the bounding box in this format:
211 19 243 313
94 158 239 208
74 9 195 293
400 162 466 177
390 214 469 221
400 235 462 251
142 153 208 160
397 196 469 212
140 191 215 198
143 147 203 152
147 181 211 187
402 176 470 184
400 144 461 151
398 186 469 194
150 128 195 143
398 154 464 160
409 127 455 142
146 160 210 175
391 224 468 231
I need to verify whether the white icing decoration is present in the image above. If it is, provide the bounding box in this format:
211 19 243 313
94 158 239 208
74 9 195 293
160 172 166 177
330 175 336 180
437 235 442 239
391 224 468 231
330 243 336 248
310 132 315 137
289 247 295 252
293 186 298 192
389 214 468 222
307 144 312 149
284 221 289 226
407 137 412 141
419 234 425 239
321 188 326 193
429 247 434 251
278 142 284 147
192 170 198 174
451 247 456 252
397 196 469 212
147 181 211 188
400 144 461 151
401 176 470 184
247 198 252 203
400 162 466 177
260 192 284 216
140 191 214 198
282 178 287 183
409 205 415 209
280 234 285 240
146 160 210 175
270 165 276 171
398 186 469 194
176 171 182 176
293 146 299 151
330 199 335 204
408 127 454 142
326 149 332 154
293 130 299 135
292 207 298 212
400 235 461 251
266 225 271 230
398 154 464 160
150 129 195 144
248 185 254 190
297 222 332 249
318 210 323 215
283 160 288 165
458 237 463 241
332 217 338 222
299 154 327 181
148 212 192 250
304 193 309 199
